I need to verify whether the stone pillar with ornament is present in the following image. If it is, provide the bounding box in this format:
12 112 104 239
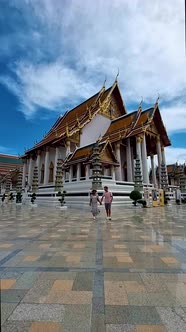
156 136 162 188
150 154 157 188
22 159 27 188
141 134 149 185
115 142 122 181
28 156 33 187
36 151 41 183
44 147 50 185
126 138 133 182
54 147 59 180
136 136 143 182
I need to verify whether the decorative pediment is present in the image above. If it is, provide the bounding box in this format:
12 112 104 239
100 149 115 163
147 121 159 136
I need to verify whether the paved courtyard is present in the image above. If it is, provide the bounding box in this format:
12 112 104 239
0 204 186 332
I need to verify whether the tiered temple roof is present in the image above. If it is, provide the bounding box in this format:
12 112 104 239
24 81 171 160
64 140 119 167
25 81 126 154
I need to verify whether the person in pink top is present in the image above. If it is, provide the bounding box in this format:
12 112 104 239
101 186 113 220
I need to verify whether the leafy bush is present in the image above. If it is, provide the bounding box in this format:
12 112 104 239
129 190 142 206
176 199 180 205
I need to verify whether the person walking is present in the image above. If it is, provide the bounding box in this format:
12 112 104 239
101 186 113 221
89 189 101 221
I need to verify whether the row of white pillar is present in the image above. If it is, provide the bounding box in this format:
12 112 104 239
114 135 166 187
23 136 166 188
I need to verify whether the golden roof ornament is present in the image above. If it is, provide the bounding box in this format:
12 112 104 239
66 123 69 137
76 114 80 128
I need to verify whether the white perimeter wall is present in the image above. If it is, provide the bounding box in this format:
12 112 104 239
80 114 111 147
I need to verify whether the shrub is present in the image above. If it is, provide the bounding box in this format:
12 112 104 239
176 199 180 205
129 190 142 206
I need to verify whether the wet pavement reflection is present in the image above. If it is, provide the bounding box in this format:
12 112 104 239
0 204 186 331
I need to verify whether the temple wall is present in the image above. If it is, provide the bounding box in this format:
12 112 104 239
80 114 111 147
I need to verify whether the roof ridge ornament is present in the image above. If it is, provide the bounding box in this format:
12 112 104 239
103 76 107 89
139 96 143 108
115 68 119 82
155 93 160 105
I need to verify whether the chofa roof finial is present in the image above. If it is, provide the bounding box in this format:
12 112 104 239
115 68 119 82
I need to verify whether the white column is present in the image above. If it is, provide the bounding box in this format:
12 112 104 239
111 165 116 180
44 147 50 185
141 134 149 184
66 140 71 156
86 164 90 180
136 136 143 181
161 146 166 164
22 160 27 188
77 163 81 181
126 138 133 182
131 145 134 180
28 157 33 186
136 137 141 160
150 154 157 187
156 136 162 187
54 147 59 181
36 151 41 183
69 165 73 182
115 142 122 181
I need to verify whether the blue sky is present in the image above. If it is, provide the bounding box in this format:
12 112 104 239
0 0 186 164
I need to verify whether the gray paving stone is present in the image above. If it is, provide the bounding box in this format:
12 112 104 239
2 321 31 332
105 305 161 324
106 324 135 332
1 303 18 325
8 303 65 322
156 306 186 332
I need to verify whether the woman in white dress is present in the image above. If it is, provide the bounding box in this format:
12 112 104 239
89 189 101 220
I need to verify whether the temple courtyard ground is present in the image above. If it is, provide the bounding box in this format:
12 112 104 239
0 204 186 332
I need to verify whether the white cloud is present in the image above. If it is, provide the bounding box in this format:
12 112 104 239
0 146 18 156
161 103 186 133
0 0 186 127
165 147 186 165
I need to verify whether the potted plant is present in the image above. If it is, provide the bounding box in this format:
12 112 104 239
137 199 147 208
57 190 67 209
129 190 142 206
16 192 22 205
31 193 37 206
9 192 14 202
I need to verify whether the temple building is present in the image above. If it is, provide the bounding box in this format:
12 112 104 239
0 154 23 193
21 80 171 205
